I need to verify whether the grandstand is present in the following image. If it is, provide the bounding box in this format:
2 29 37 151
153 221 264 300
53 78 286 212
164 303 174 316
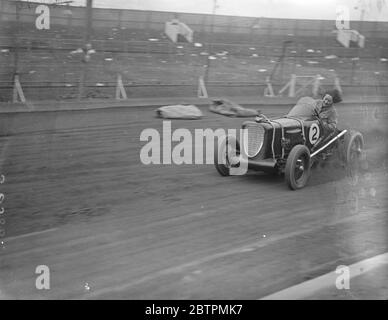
0 0 387 100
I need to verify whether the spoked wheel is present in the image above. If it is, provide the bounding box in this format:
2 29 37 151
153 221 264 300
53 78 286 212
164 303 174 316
285 145 311 190
344 130 364 174
214 135 240 176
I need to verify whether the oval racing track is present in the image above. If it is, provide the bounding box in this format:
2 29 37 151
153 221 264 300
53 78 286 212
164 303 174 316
0 103 387 299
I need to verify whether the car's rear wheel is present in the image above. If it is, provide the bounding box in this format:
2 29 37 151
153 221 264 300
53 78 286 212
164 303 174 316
344 130 364 167
285 145 311 190
214 135 240 176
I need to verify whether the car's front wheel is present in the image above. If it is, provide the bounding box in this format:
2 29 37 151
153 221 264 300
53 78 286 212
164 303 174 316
214 135 240 176
285 145 311 190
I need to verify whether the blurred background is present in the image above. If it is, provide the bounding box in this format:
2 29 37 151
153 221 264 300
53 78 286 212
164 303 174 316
0 0 387 100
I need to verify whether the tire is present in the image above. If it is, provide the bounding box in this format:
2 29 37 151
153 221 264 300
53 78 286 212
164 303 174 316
343 130 364 167
285 145 311 190
214 135 240 176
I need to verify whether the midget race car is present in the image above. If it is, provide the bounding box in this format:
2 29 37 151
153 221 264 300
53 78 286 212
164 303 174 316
214 97 364 190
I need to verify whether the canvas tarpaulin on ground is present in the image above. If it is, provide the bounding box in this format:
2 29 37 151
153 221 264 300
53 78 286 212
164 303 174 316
156 104 203 119
209 98 260 117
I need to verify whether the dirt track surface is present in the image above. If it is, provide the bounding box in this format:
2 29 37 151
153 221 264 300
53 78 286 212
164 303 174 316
0 103 387 299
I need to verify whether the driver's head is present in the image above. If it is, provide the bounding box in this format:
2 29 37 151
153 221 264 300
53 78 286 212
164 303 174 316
322 94 333 107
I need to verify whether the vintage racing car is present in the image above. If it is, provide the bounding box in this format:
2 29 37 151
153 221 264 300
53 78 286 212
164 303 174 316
214 97 364 190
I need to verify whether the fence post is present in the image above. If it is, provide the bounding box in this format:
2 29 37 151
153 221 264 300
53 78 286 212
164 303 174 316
13 74 26 103
198 76 208 98
264 76 275 97
116 74 128 100
289 74 296 97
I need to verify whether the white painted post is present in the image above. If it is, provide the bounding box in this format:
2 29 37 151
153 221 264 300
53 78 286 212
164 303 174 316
288 74 296 97
264 76 275 97
115 74 127 100
278 77 291 96
197 76 208 98
13 74 26 103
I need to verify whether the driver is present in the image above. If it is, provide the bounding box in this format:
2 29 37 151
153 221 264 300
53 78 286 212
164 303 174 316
315 93 338 135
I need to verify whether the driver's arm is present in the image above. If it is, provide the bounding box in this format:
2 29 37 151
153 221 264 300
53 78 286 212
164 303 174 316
322 108 338 131
314 100 323 116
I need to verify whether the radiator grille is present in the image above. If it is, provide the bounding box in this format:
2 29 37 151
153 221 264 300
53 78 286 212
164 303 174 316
244 123 265 157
